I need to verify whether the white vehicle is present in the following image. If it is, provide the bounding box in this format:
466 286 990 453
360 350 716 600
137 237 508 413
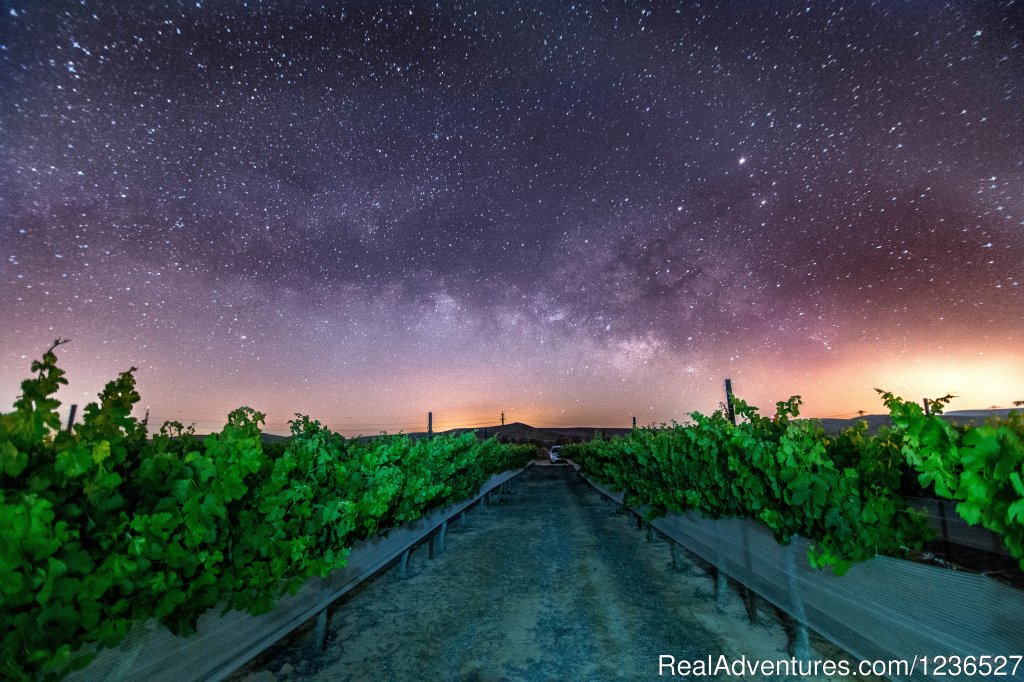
549 445 563 463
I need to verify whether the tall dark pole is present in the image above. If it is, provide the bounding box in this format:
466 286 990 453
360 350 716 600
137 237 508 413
923 399 931 416
66 404 78 432
428 411 433 438
632 416 637 429
725 379 736 426
500 411 505 426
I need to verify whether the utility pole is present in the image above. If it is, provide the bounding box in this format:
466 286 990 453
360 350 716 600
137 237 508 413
923 399 930 416
66 404 78 432
632 416 637 429
428 411 433 437
724 378 736 426
500 411 505 426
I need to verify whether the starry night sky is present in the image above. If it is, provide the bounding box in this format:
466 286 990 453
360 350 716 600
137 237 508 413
2 1 1022 435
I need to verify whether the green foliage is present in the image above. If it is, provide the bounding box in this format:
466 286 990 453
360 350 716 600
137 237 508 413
879 391 1024 570
0 343 532 680
564 396 930 575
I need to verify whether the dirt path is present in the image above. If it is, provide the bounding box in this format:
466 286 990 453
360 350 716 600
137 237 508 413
234 464 855 682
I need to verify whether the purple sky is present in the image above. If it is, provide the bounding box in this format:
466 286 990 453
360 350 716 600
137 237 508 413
2 1 1022 434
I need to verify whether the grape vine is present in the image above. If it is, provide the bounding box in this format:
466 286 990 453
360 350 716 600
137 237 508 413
879 391 1024 569
0 342 533 680
565 396 932 574
566 392 1024 576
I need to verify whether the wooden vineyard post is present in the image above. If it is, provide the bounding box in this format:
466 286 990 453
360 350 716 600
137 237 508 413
313 608 328 652
715 525 728 610
428 411 433 438
785 539 811 661
66 404 78 432
399 548 411 579
937 499 952 558
741 521 759 624
438 520 447 553
725 379 736 425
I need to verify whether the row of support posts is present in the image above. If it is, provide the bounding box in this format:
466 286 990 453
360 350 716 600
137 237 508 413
313 476 514 655
401 478 510 579
620 491 809 662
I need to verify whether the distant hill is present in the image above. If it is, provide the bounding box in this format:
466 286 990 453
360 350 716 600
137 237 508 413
260 432 289 443
946 408 1018 418
403 422 632 445
198 409 1018 445
432 410 1019 441
820 408 1017 434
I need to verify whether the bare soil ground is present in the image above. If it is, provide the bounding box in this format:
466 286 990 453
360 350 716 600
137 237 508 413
232 464 865 682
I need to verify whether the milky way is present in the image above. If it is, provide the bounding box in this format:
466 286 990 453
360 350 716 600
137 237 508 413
2 2 1022 434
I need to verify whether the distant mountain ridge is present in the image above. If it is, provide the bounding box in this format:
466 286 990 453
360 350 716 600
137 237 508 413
434 409 1019 441
247 409 1018 443
820 408 1016 434
407 421 633 444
